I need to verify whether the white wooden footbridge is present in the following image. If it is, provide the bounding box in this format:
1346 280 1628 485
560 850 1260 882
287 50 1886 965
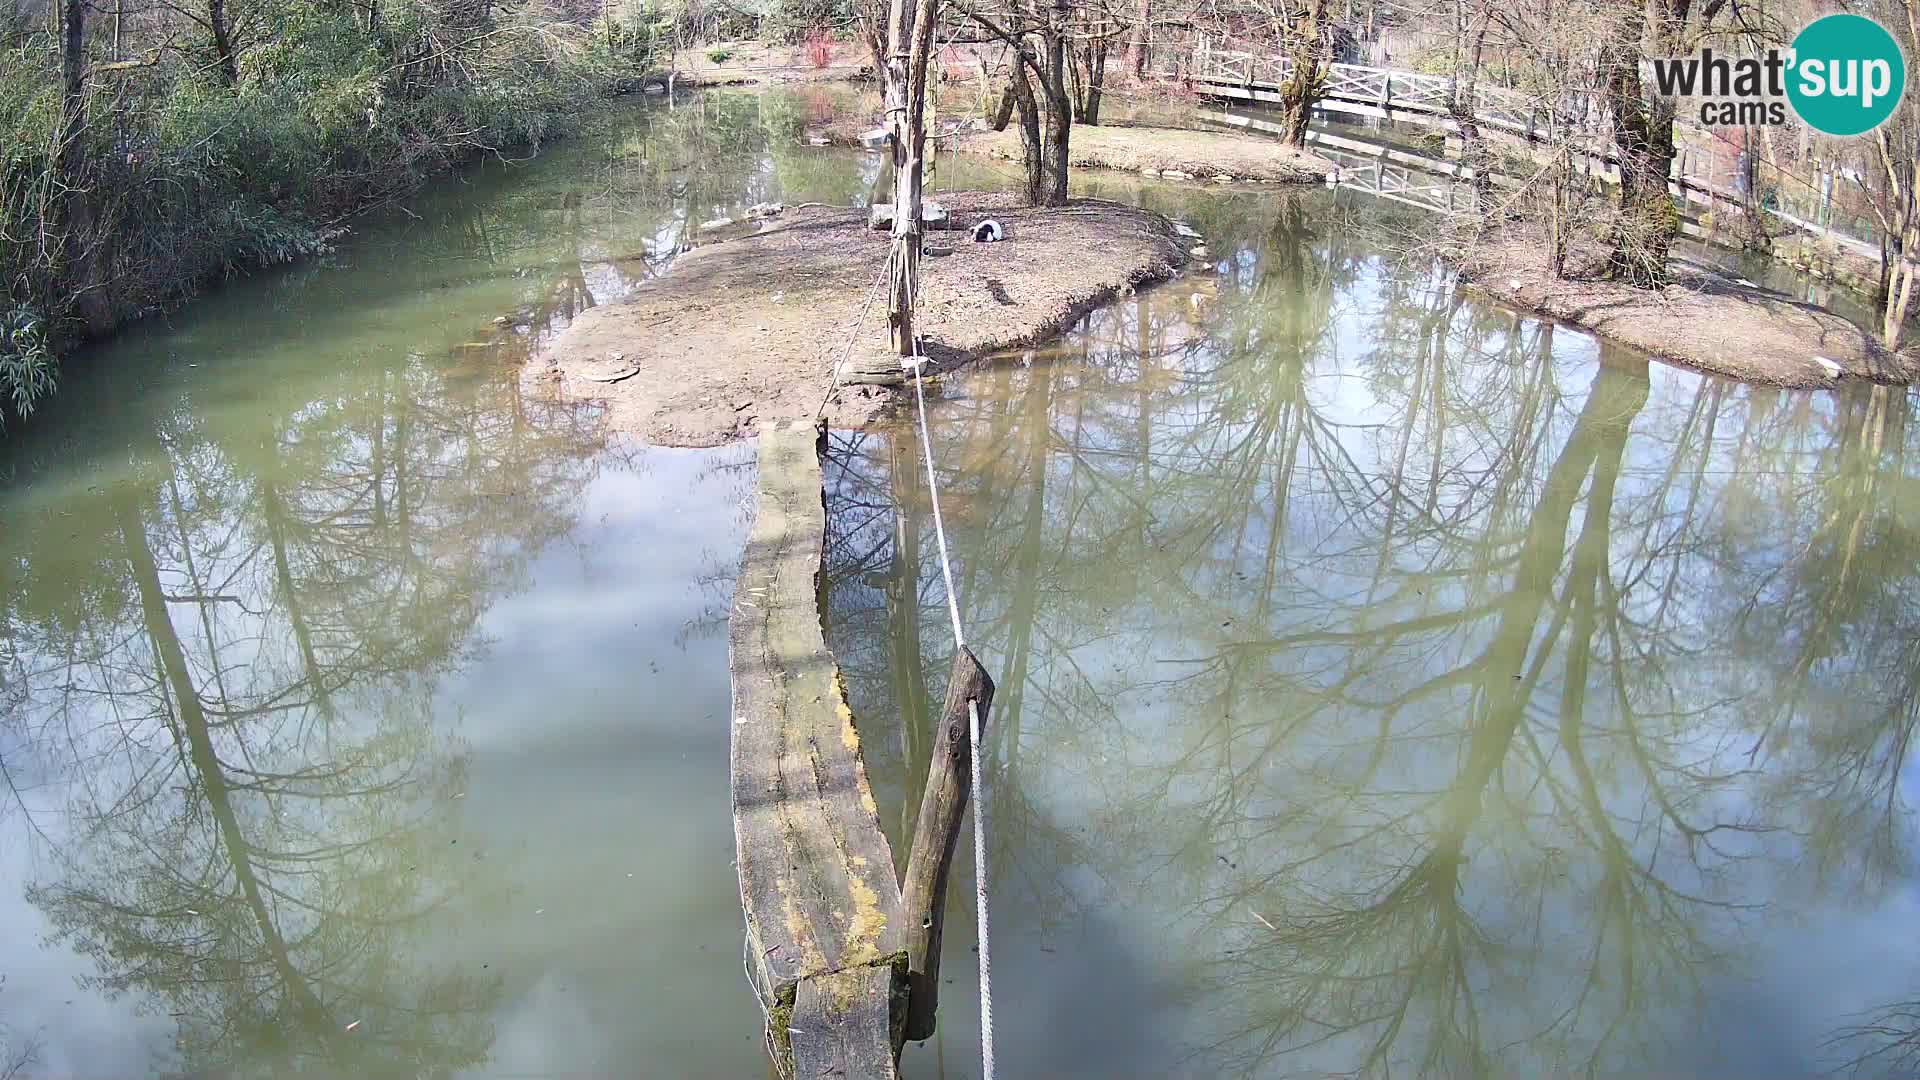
1176 44 1878 259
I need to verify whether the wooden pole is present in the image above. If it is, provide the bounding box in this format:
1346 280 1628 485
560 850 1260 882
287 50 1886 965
886 0 942 356
900 646 995 1042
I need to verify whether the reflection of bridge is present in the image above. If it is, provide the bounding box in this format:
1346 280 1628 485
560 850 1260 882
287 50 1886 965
1177 46 1877 258
1212 110 1767 250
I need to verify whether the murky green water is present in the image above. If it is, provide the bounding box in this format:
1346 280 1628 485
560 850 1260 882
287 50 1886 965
825 203 1920 1076
2 86 1916 1078
0 91 841 1078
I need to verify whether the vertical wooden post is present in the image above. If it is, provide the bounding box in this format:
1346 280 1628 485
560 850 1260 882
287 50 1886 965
900 646 995 1042
886 0 941 356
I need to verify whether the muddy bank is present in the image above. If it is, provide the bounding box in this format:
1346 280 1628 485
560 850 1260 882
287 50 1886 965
534 193 1187 446
1460 232 1919 388
652 40 873 88
959 124 1335 184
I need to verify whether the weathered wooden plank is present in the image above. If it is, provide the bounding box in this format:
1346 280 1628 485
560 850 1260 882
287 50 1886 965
900 647 995 1042
790 969 904 1080
731 420 907 1075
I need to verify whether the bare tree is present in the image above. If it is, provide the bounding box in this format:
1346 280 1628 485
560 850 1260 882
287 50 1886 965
961 0 1076 204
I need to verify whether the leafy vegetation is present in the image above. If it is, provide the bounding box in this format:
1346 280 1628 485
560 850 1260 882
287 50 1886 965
0 0 665 426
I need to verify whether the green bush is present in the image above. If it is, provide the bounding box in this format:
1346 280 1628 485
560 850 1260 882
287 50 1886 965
706 46 734 62
0 306 52 421
759 0 853 44
0 0 649 427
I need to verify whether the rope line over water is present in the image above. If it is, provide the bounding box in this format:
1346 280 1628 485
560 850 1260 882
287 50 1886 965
809 235 997 1079
905 320 997 1080
814 253 893 422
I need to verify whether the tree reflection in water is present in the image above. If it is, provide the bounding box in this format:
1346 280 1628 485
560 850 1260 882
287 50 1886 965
823 195 1920 1077
1 288 608 1076
0 86 920 1078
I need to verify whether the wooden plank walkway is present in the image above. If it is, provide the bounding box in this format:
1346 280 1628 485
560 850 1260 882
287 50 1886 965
731 420 908 1079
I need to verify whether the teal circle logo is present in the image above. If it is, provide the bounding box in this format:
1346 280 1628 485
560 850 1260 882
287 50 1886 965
1787 14 1906 136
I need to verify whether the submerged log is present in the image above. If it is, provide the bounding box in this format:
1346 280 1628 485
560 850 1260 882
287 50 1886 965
731 421 908 1077
900 646 995 1042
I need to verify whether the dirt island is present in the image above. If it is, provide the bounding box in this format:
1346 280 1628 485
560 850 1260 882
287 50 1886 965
1460 230 1920 388
533 192 1188 446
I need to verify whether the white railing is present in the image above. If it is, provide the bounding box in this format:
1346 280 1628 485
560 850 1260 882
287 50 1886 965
1174 42 1878 258
1186 43 1583 139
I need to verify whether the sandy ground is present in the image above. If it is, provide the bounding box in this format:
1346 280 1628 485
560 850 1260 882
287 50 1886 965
959 124 1336 184
662 40 874 87
533 193 1187 446
1461 231 1919 388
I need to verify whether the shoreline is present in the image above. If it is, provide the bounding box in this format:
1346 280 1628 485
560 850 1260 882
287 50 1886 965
535 193 1190 446
1458 231 1918 388
956 124 1337 185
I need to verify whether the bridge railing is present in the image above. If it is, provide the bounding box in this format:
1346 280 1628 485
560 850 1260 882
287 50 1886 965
1177 41 1879 258
1189 41 1597 140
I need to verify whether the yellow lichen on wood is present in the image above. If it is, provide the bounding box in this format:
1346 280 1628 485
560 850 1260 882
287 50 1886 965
730 423 908 1077
843 874 891 965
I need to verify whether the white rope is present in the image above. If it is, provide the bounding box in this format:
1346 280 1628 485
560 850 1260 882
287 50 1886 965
909 365 966 647
964 692 994 1079
904 340 996 1080
815 253 895 421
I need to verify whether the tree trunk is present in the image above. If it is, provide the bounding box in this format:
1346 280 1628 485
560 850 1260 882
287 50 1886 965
1041 0 1071 206
1736 125 1770 251
991 82 1016 130
1548 151 1568 278
1043 79 1070 205
1131 0 1150 77
1011 54 1044 204
883 0 940 353
1068 39 1085 116
1886 255 1916 350
1277 0 1328 146
1082 38 1107 125
1601 1 1678 287
1449 2 1490 227
209 0 238 85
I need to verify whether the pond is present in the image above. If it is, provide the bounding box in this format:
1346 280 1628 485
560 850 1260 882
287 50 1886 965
826 201 1920 1077
2 87 1917 1078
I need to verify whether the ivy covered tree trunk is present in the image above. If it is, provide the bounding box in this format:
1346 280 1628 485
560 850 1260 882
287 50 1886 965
1601 1 1678 287
1277 0 1328 146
